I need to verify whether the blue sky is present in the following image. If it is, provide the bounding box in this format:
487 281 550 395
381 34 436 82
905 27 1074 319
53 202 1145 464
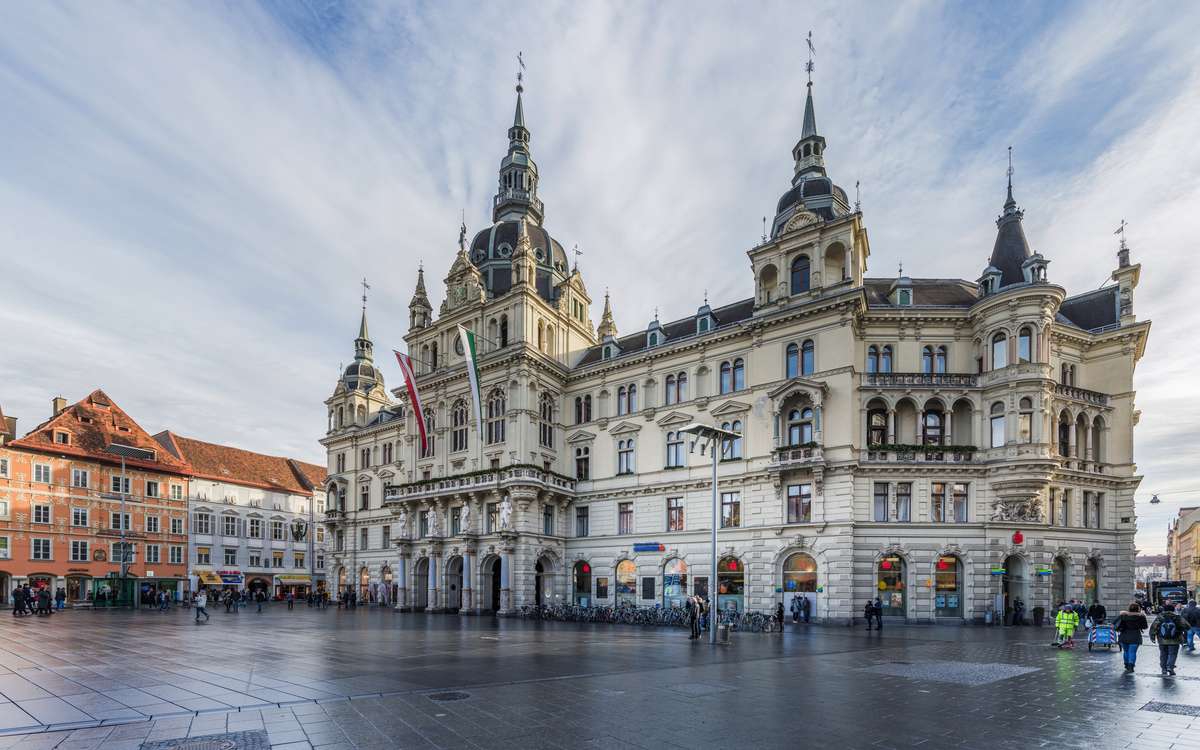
2 1 1198 553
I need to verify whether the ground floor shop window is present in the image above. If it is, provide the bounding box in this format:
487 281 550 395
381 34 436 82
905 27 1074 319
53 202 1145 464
1086 559 1101 605
717 557 744 612
934 556 962 617
663 558 688 608
1051 557 1067 607
877 557 905 617
616 560 636 607
782 553 816 593
574 561 591 605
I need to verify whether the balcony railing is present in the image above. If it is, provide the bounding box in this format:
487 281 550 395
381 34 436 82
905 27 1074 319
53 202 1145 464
863 449 976 463
1057 458 1111 474
1054 384 1109 406
861 372 980 388
493 189 544 214
769 446 824 470
383 467 574 503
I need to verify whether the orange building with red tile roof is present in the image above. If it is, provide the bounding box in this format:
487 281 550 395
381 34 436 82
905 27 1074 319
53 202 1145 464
0 391 193 603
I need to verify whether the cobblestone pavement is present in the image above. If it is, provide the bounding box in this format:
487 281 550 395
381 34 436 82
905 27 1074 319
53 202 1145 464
1 604 1199 749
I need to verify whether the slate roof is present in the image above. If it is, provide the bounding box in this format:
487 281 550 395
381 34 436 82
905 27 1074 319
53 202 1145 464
155 432 319 495
366 405 405 429
8 390 192 475
864 279 980 308
1059 287 1119 332
575 298 756 368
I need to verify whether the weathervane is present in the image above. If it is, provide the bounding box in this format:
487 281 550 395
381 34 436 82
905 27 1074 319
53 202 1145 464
855 180 861 213
1007 146 1014 188
1114 219 1129 251
806 32 815 84
573 244 583 271
898 261 903 278
762 216 768 244
517 51 525 90
361 278 370 310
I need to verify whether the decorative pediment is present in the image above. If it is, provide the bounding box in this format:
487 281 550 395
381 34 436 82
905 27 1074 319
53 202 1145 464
566 430 597 444
326 476 348 487
378 470 395 482
769 377 829 410
784 204 820 233
356 474 372 485
655 411 693 427
443 250 486 312
609 421 642 436
709 399 752 417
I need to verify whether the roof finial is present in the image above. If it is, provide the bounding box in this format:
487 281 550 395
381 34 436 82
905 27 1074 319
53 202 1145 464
762 216 768 244
806 31 815 85
704 289 708 306
898 261 903 278
361 278 370 310
1115 219 1129 251
573 244 582 271
654 306 659 321
516 51 525 93
459 219 467 254
855 180 861 213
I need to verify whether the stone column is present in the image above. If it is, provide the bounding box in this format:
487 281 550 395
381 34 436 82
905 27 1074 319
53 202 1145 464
886 409 895 445
427 549 442 613
943 408 953 446
915 409 925 444
498 542 515 616
1068 422 1077 458
814 404 823 445
460 548 475 615
1083 423 1094 461
395 551 409 611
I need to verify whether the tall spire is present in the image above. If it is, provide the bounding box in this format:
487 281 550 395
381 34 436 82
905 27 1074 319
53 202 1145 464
493 62 543 225
354 309 373 363
408 266 432 331
986 150 1032 289
791 33 827 185
801 84 818 140
596 290 618 340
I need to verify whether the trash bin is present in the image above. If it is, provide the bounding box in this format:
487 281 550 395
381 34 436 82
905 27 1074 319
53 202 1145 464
985 610 994 624
716 624 730 643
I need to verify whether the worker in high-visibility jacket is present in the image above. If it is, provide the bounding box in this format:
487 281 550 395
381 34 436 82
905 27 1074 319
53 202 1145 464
1054 604 1080 647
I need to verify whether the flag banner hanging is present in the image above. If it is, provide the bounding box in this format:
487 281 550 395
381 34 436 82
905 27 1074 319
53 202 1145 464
394 351 429 452
457 325 484 440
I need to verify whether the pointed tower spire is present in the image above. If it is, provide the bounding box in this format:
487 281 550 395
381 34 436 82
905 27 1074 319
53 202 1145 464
986 150 1032 289
791 34 827 185
408 266 432 331
354 309 373 363
493 70 544 225
596 290 618 340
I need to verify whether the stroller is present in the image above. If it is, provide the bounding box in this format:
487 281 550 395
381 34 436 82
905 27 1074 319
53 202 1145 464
1088 620 1117 651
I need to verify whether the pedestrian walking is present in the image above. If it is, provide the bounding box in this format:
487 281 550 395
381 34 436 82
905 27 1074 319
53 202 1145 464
37 587 51 616
160 591 171 611
1149 602 1189 675
287 592 295 610
775 601 785 631
55 587 66 611
11 586 27 617
1054 603 1079 647
1182 599 1200 651
1012 597 1024 626
195 591 210 621
257 591 264 612
1113 602 1148 672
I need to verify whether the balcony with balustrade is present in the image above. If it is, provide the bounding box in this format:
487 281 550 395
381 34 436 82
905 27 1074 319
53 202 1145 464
860 372 981 388
862 445 977 464
383 465 575 505
1054 383 1109 406
768 444 825 472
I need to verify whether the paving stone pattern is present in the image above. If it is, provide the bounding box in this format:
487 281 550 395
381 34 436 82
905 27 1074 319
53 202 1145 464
0 605 1199 748
138 730 268 749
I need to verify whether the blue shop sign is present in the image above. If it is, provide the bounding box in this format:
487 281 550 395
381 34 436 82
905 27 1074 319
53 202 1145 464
633 542 665 552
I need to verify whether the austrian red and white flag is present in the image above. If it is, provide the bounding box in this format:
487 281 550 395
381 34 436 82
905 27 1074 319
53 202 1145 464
394 351 429 452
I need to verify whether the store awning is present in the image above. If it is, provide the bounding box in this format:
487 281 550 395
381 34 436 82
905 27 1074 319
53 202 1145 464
218 574 244 585
195 571 221 585
275 575 312 584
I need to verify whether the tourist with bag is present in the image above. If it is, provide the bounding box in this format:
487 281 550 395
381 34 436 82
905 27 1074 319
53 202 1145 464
1112 602 1147 672
1149 602 1189 675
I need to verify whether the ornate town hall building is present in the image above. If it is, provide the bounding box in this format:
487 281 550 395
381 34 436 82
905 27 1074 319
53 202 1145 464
320 78 1149 623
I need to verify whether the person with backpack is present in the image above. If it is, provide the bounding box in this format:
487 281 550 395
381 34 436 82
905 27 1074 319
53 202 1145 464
1113 602 1148 672
1149 602 1189 675
1054 603 1079 647
1182 599 1200 651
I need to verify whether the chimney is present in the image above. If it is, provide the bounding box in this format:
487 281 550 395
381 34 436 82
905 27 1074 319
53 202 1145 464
52 397 67 417
0 416 15 446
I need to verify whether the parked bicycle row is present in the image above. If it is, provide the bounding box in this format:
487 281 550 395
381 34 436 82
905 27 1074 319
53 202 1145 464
515 603 785 632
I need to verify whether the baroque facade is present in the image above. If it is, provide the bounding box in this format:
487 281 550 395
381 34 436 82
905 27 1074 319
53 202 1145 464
321 77 1149 623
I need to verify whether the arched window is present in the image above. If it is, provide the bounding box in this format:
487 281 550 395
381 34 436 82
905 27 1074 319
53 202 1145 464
867 345 879 374
720 362 732 394
1069 365 1076 385
617 440 634 474
628 384 637 412
1061 364 1070 385
676 372 687 402
788 344 800 377
803 143 811 157
649 332 658 347
801 341 815 375
991 333 1007 369
422 413 436 458
666 432 684 468
783 553 817 594
922 346 933 374
665 375 676 405
617 386 627 415
787 407 814 446
486 389 506 445
1051 557 1067 605
868 409 887 446
603 346 611 360
923 410 943 446
575 446 590 480
583 394 592 422
791 256 811 294
573 561 592 605
717 557 745 612
1018 328 1032 363
539 393 555 449
990 402 1005 448
663 558 688 608
721 421 742 459
935 346 946 373
880 345 892 373
1058 412 1070 456
732 359 745 391
337 406 344 427
452 400 469 452
1018 397 1033 444
935 557 963 617
575 397 584 424
616 560 637 607
431 342 439 370
878 557 906 616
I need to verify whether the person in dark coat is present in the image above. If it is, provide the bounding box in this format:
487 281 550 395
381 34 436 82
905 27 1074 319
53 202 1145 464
800 595 811 623
1088 601 1107 624
1113 602 1148 672
1150 602 1190 675
1182 599 1200 651
55 587 66 611
874 597 885 630
775 602 785 630
863 600 875 630
36 588 52 616
11 586 27 616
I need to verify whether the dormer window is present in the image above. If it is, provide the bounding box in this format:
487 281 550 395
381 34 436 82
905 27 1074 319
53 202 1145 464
699 318 709 333
898 289 911 306
603 346 612 360
54 432 70 445
649 333 658 347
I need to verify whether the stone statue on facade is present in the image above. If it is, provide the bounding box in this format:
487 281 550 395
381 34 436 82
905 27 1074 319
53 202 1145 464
499 497 513 531
428 506 440 537
461 505 474 534
397 508 409 539
989 498 1045 524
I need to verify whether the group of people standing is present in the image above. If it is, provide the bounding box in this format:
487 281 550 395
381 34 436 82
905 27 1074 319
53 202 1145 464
863 598 886 630
10 585 65 616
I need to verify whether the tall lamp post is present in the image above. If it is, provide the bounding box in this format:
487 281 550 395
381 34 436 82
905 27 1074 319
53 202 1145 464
680 422 741 644
100 444 158 579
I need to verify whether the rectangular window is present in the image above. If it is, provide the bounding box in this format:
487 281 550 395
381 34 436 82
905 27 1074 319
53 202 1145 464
111 512 131 530
71 540 89 562
196 547 211 565
146 545 161 564
931 483 946 523
420 511 428 538
194 513 211 534
1018 413 1031 444
222 516 238 536
316 555 325 570
72 468 89 488
72 507 88 526
618 441 634 473
224 548 237 565
336 531 344 551
1095 493 1104 529
896 483 911 522
360 528 369 549
170 546 183 564
170 484 183 500
721 492 741 528
453 507 462 536
618 502 633 534
34 464 51 483
249 518 262 538
32 538 52 560
171 517 183 535
34 504 51 524
789 485 812 524
317 527 324 542
271 521 284 540
145 516 159 533
382 525 390 548
145 481 159 498
666 435 684 468
667 497 684 531
1059 490 1070 526
295 553 305 568
249 553 261 567
873 483 888 522
272 551 283 568
542 505 552 535
110 476 130 494
576 506 589 537
952 483 968 522
991 415 1005 448
0 458 8 477
487 503 498 534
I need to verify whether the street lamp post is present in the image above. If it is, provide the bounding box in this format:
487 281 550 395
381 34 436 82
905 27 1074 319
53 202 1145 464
100 444 158 605
680 422 741 645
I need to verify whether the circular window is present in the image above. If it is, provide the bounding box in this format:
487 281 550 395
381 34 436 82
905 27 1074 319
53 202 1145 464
535 249 545 262
472 250 485 263
498 245 512 258
454 336 464 356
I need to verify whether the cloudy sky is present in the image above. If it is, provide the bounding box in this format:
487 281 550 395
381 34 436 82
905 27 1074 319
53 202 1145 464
2 1 1197 552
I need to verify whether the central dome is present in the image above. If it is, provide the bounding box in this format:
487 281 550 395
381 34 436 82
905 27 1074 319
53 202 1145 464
469 221 569 301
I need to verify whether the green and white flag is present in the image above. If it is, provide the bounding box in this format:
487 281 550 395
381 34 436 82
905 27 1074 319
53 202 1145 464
457 325 483 439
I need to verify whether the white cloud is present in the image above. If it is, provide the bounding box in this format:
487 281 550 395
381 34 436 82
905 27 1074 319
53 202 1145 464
1 1 1197 552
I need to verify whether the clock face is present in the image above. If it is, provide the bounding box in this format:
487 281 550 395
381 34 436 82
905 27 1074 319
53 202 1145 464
454 335 464 356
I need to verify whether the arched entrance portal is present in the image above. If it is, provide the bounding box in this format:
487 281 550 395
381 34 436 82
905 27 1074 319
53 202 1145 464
1003 555 1028 622
616 560 637 607
934 557 963 619
1051 557 1068 608
782 553 817 619
413 558 429 610
359 567 370 602
877 557 906 618
535 556 555 607
490 558 501 613
717 557 744 612
1086 559 1102 606
337 567 347 598
573 561 591 605
663 558 688 609
445 557 462 612
380 567 392 606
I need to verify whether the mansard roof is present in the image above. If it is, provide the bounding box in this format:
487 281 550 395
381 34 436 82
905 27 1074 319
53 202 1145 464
1058 286 1119 332
575 298 755 368
863 278 979 308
